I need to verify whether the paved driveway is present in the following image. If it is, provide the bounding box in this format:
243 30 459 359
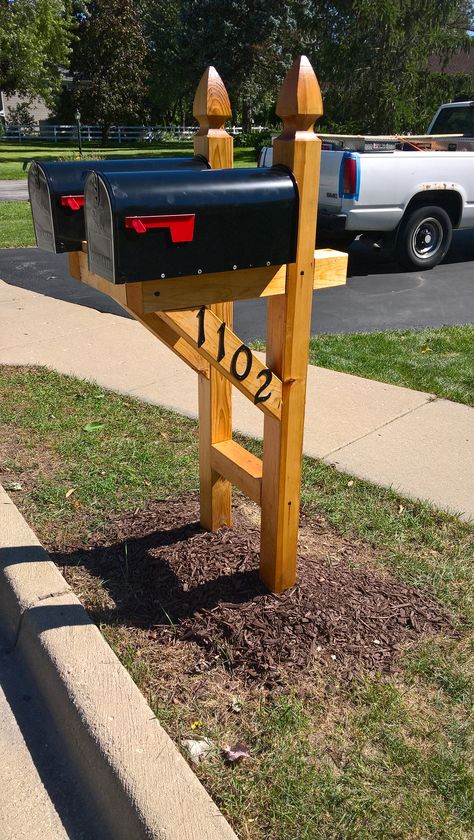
0 233 473 339
0 180 28 201
235 230 474 340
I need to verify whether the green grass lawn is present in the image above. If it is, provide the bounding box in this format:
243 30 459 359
0 365 472 840
0 140 257 179
0 201 35 248
309 326 474 406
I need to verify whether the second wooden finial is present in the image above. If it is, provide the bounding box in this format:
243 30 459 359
276 55 323 133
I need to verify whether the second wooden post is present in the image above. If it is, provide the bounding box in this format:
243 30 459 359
260 56 323 592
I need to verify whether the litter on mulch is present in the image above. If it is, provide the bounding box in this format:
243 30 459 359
52 495 452 686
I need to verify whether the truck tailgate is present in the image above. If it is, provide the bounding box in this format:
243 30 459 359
319 150 345 212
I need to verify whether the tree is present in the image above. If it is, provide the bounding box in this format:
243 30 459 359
0 0 76 105
71 0 150 136
309 0 473 133
181 0 314 130
138 0 186 123
139 0 314 128
166 0 471 134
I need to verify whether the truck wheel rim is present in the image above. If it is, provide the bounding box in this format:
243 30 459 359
411 218 443 259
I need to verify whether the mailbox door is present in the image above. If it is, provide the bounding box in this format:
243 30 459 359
85 167 298 284
28 157 209 254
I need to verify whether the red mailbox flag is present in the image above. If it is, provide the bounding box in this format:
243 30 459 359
125 214 195 242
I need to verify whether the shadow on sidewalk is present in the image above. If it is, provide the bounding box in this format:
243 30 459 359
0 247 131 319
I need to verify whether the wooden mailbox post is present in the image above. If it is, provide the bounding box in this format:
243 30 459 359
68 56 347 593
193 67 234 533
261 57 322 592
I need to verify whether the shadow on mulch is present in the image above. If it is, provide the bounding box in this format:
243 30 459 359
51 495 453 686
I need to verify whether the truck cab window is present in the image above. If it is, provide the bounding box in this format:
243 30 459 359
431 105 474 136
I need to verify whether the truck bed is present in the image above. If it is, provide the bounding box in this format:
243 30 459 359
319 133 474 153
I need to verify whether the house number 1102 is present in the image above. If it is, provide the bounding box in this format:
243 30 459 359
196 306 273 405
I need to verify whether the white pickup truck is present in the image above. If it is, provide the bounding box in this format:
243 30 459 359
259 101 474 270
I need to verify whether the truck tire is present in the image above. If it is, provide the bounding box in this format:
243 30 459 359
396 205 452 271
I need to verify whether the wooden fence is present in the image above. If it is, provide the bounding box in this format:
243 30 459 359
2 124 269 143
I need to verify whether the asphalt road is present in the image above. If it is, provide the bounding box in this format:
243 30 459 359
0 234 473 339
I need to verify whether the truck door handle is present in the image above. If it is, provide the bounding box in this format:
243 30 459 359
61 195 85 210
124 214 195 242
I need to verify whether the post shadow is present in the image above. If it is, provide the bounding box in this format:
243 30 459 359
50 519 268 633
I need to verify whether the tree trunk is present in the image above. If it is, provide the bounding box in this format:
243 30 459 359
101 123 111 144
242 99 252 133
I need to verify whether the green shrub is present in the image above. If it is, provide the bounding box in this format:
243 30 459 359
234 129 275 155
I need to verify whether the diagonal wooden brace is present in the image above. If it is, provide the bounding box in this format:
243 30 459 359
159 306 282 420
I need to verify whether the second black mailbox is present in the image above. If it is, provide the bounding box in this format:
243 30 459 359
28 156 209 254
84 167 298 284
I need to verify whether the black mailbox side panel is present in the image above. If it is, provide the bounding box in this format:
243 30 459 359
84 172 116 282
28 163 56 252
85 167 299 284
28 157 209 254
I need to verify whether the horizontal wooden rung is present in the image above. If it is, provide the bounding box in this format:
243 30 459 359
211 439 263 505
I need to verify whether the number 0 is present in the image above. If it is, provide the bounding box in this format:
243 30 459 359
230 344 252 381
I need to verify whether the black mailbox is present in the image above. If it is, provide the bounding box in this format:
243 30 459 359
28 156 209 254
84 167 298 284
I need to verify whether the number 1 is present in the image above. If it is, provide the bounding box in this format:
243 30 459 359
197 306 205 347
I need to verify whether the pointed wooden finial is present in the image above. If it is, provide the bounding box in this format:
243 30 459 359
193 66 232 135
276 55 323 133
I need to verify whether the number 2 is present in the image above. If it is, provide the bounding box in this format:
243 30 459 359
254 368 273 404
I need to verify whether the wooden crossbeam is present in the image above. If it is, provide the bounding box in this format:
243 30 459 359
69 250 127 307
211 439 262 505
138 248 347 313
314 248 348 289
133 311 210 377
159 306 282 419
70 245 347 314
140 263 286 313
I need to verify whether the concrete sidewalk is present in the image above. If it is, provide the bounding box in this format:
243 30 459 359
0 646 104 839
0 276 472 521
0 179 28 201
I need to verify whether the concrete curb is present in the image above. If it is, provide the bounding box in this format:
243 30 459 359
0 485 238 840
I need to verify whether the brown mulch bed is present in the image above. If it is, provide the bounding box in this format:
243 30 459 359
52 495 452 686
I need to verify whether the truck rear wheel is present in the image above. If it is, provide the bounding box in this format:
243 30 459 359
396 205 452 271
